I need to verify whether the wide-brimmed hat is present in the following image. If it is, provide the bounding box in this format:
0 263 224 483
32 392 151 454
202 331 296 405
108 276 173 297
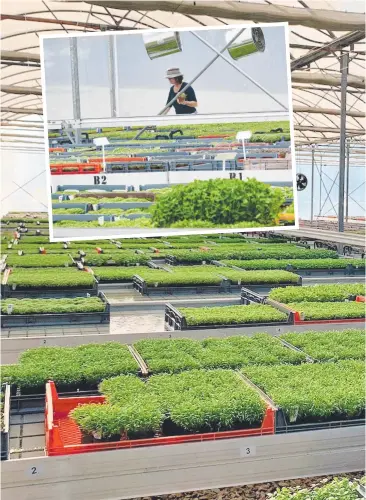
165 67 183 78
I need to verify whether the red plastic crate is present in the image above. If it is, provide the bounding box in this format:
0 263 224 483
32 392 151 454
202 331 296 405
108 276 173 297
50 163 103 175
356 296 365 303
45 382 275 457
49 147 66 153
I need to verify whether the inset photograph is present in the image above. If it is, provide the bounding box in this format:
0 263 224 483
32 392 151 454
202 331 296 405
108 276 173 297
41 23 297 240
42 23 290 121
48 120 296 239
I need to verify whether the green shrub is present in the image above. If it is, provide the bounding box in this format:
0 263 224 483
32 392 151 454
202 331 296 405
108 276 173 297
243 360 365 423
179 304 287 326
151 178 285 227
269 283 365 303
280 329 365 361
271 477 360 499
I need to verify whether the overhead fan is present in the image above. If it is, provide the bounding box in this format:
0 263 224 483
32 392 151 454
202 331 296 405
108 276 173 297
296 173 308 191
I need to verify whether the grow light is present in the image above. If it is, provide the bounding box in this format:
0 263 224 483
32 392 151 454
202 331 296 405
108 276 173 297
226 28 265 60
143 32 182 60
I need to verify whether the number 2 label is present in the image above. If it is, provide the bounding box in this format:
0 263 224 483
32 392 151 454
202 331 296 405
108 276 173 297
27 464 43 478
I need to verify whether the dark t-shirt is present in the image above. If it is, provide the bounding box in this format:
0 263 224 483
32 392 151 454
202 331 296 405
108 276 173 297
166 83 197 114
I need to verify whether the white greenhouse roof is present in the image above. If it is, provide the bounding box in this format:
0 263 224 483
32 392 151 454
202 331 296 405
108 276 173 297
1 0 365 147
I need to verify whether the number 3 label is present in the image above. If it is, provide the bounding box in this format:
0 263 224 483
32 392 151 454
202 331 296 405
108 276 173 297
240 445 256 457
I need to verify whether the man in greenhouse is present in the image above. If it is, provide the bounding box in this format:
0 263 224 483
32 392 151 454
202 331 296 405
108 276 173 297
163 68 198 115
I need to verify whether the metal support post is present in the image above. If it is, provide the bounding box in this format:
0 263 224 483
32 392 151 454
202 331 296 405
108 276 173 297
319 155 322 217
338 52 349 232
108 35 119 117
70 37 81 144
345 138 351 221
133 28 246 140
311 145 315 221
191 31 288 112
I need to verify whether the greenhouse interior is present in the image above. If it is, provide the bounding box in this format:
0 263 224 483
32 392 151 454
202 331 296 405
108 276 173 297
0 1 365 500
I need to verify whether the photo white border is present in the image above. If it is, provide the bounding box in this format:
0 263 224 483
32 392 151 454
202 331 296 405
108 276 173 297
39 22 299 242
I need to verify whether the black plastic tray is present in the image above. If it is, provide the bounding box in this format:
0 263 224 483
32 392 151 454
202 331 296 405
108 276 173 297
134 275 233 296
1 273 98 298
164 302 292 331
275 407 365 434
1 292 110 328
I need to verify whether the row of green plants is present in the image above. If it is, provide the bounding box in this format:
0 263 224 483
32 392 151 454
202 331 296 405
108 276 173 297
137 267 299 287
281 329 364 362
91 208 151 215
179 304 288 327
2 330 363 391
5 254 73 268
82 252 150 266
6 268 95 289
268 283 365 303
92 266 150 282
166 248 338 263
288 301 365 321
243 360 364 424
70 370 266 439
53 218 153 228
1 343 139 392
58 197 150 204
53 208 86 215
1 297 105 315
83 120 290 139
134 334 306 374
221 258 365 270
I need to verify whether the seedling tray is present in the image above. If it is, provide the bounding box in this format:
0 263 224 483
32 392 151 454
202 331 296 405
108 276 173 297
56 184 129 192
45 381 275 457
241 287 266 305
266 298 365 326
52 203 89 211
164 303 292 331
133 275 233 296
1 385 10 461
275 407 365 434
1 270 98 299
53 214 114 222
96 202 153 210
286 265 365 277
1 292 110 328
105 161 168 173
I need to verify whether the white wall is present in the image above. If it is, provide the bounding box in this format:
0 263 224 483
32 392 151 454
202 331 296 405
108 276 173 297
1 148 49 216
